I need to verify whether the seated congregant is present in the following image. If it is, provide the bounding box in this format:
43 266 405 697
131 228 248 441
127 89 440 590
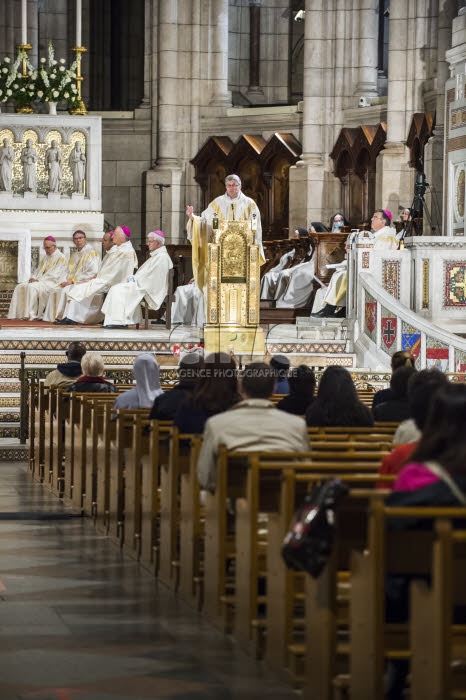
306 365 374 427
197 361 310 493
44 341 86 388
8 236 67 321
150 350 204 421
112 353 163 410
277 365 316 416
373 365 417 423
102 230 173 328
65 352 117 393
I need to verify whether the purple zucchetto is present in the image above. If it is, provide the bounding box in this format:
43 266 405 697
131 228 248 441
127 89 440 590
120 225 131 238
44 235 56 242
383 209 392 222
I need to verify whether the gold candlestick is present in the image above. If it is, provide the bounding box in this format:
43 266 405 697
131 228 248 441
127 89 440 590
70 46 88 115
16 43 32 78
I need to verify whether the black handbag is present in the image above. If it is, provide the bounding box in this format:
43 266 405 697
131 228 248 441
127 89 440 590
281 478 349 578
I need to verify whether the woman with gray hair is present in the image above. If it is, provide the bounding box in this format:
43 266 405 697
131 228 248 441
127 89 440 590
65 352 117 393
102 230 173 328
112 353 163 409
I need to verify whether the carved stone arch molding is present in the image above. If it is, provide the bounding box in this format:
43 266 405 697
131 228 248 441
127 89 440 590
406 111 436 171
190 132 302 238
330 123 386 226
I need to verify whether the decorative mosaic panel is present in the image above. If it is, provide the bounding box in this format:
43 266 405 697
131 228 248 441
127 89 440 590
444 260 466 307
401 321 421 368
382 260 400 300
364 290 377 342
380 306 397 355
422 259 429 309
454 349 466 373
425 335 449 372
362 251 370 269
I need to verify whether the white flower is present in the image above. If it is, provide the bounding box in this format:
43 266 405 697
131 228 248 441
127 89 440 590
52 89 59 98
52 59 57 65
50 73 57 80
28 84 34 89
16 72 21 78
64 92 69 98
20 87 25 92
59 66 65 72
37 90 43 98
40 57 46 63
6 89 12 96
1 67 7 74
13 83 18 89
0 89 3 96
4 57 10 63
59 58 66 64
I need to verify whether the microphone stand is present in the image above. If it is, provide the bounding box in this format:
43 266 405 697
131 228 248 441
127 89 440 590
153 183 171 231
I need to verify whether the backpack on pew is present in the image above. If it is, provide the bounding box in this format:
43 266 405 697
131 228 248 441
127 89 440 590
281 479 349 578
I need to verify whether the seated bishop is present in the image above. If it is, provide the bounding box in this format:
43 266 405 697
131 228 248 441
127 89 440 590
102 230 173 328
8 236 68 321
56 225 138 325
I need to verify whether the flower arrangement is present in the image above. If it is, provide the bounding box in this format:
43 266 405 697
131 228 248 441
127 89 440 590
0 56 13 103
9 51 37 110
35 42 79 108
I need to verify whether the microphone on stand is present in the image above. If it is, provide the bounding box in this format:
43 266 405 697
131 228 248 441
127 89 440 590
231 203 235 221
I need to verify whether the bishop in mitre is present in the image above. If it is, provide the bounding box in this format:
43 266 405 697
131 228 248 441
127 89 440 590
57 225 138 325
42 229 100 322
102 230 173 328
186 174 265 291
8 236 68 321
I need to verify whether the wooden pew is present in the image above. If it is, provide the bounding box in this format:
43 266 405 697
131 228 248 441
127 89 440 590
31 379 46 482
349 499 466 700
179 434 204 608
410 520 466 700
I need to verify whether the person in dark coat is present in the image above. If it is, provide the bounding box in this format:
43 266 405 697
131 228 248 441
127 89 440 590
305 365 373 427
373 365 417 423
65 351 117 393
277 365 316 416
372 350 415 411
149 351 204 420
44 341 86 388
174 352 240 433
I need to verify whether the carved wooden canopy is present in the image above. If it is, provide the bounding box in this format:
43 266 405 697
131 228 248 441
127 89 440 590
406 111 436 171
330 123 387 225
190 132 302 238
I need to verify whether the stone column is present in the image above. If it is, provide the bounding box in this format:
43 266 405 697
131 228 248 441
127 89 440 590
208 0 231 107
156 0 179 167
138 0 152 110
246 0 265 104
355 0 379 98
375 0 413 217
289 0 328 231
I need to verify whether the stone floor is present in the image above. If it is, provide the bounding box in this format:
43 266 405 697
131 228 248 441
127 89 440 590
0 462 298 700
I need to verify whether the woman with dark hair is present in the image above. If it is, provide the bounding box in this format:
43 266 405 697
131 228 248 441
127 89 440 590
305 366 373 427
277 365 316 415
174 352 240 433
373 365 417 423
372 350 416 411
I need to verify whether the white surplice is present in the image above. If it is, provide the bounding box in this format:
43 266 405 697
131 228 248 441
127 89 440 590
8 248 68 320
171 280 205 326
41 242 100 322
260 249 295 300
65 240 138 324
102 245 173 326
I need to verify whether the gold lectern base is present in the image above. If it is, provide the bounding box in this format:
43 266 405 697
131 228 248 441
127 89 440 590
203 325 265 356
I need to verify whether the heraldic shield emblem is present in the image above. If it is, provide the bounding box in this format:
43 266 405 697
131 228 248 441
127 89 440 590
365 301 377 333
381 317 397 349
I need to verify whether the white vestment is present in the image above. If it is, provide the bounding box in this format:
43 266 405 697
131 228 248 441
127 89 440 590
260 249 295 299
65 240 138 323
317 226 399 310
187 191 264 290
275 256 317 308
42 243 100 322
8 248 68 320
171 281 205 326
102 245 173 326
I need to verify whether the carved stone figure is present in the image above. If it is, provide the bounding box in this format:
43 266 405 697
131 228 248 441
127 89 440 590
45 139 62 193
0 137 14 191
68 140 86 193
21 138 38 193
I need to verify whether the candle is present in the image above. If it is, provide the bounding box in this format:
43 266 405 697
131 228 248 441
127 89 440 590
21 0 27 44
76 0 82 46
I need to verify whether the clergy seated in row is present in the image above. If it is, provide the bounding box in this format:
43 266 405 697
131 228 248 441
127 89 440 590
171 278 205 327
312 209 399 319
8 236 68 321
42 229 100 322
102 230 173 328
55 226 138 326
